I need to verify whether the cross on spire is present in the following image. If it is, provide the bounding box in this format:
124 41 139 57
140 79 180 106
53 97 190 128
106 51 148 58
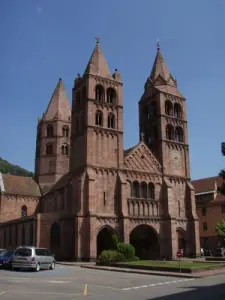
141 132 145 141
156 39 160 51
95 36 100 44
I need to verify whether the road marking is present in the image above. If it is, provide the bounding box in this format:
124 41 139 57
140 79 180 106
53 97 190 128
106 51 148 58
2 290 81 296
122 278 194 291
0 292 5 296
48 280 70 284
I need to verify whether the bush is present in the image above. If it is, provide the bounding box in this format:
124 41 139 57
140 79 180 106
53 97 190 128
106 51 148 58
117 243 135 261
112 233 119 249
131 256 139 261
98 250 126 265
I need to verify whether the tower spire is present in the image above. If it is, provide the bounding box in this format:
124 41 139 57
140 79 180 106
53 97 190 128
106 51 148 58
83 38 112 78
156 39 160 51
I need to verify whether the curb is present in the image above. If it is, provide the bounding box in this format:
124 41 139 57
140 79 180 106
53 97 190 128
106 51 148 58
80 264 202 279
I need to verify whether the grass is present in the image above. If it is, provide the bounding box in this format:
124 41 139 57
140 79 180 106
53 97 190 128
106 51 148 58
124 260 223 269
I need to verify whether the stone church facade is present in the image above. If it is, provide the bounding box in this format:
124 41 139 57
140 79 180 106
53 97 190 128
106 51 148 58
0 40 200 260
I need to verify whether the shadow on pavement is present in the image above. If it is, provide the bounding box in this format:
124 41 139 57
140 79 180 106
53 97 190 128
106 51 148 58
146 283 225 299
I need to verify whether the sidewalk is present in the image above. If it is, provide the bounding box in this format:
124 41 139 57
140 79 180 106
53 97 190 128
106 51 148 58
56 261 225 279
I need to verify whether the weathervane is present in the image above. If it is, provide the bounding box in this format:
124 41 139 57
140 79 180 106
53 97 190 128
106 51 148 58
156 38 160 51
95 36 100 44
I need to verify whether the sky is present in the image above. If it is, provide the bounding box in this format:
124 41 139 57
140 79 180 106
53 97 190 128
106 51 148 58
1 0 225 180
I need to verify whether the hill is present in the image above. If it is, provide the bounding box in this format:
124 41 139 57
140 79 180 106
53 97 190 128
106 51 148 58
0 157 34 177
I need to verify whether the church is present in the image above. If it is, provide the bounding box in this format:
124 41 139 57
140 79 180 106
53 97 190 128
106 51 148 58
0 39 200 261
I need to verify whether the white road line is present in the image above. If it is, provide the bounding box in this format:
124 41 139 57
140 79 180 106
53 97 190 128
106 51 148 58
122 278 194 291
48 280 71 284
0 292 5 296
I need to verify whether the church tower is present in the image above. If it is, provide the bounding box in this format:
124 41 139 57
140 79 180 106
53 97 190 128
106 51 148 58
35 78 71 191
139 42 190 178
70 38 124 171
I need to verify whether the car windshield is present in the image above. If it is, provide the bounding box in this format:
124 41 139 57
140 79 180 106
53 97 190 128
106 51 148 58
2 250 14 256
14 248 32 257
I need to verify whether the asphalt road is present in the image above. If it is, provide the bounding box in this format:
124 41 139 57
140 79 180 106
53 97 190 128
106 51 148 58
0 265 225 299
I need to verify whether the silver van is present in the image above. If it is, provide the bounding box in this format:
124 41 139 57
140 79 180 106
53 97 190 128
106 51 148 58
12 246 55 272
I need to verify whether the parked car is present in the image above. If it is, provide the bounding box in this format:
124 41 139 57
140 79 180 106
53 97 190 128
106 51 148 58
0 250 15 268
12 246 55 272
0 249 6 255
214 247 225 257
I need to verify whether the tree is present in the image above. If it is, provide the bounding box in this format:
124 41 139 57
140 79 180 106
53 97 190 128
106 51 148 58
218 142 225 194
216 220 225 245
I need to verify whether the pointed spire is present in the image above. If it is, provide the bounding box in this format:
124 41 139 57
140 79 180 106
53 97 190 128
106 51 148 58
149 41 176 87
83 37 112 78
43 78 71 121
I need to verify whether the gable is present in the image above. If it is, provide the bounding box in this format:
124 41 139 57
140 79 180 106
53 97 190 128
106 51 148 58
124 142 162 174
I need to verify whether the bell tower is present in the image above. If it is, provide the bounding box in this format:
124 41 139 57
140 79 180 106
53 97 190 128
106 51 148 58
35 78 71 190
139 42 190 178
70 38 124 171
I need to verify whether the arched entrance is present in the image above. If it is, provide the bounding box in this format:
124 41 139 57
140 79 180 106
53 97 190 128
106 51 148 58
50 222 61 258
97 226 117 257
130 224 160 260
177 228 186 255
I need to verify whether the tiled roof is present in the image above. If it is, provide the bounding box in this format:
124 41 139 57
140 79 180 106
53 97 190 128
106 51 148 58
48 171 73 193
42 78 71 121
84 41 112 78
1 174 41 197
191 176 221 194
124 145 136 156
192 176 225 203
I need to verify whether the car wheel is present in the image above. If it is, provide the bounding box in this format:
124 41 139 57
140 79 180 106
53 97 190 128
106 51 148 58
36 263 40 272
50 262 55 270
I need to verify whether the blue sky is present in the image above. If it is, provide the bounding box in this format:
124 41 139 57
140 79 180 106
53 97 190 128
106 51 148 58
1 0 225 180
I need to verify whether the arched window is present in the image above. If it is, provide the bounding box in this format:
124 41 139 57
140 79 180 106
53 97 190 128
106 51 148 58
46 143 53 155
95 85 105 101
150 101 157 117
76 91 81 106
95 110 103 126
21 205 27 218
46 125 53 137
132 181 140 198
175 127 184 142
82 86 86 101
166 125 174 140
174 103 182 119
165 101 173 116
108 113 115 128
62 126 69 137
75 116 79 130
148 183 155 199
178 201 181 217
61 143 69 155
143 106 150 121
140 182 147 198
106 88 116 104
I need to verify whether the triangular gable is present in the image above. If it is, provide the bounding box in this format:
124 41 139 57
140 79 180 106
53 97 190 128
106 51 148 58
124 142 162 174
153 74 167 86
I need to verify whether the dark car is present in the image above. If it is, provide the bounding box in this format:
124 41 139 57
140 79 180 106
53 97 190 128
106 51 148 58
0 250 15 268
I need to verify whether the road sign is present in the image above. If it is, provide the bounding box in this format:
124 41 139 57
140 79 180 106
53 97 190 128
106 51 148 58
176 250 183 258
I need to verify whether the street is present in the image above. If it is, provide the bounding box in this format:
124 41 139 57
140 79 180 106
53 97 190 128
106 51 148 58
0 265 225 299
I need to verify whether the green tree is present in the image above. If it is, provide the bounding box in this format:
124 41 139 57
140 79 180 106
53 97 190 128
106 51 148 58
216 220 225 245
218 142 225 195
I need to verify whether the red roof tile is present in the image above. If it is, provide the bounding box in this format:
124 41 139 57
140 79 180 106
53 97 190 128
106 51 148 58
2 174 41 197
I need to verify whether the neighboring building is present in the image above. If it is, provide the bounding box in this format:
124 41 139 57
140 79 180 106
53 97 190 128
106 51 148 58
0 39 200 260
192 176 225 250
